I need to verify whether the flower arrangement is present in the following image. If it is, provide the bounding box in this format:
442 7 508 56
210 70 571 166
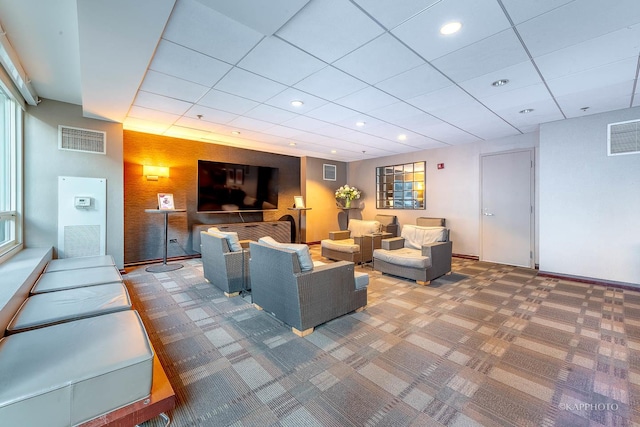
335 185 361 208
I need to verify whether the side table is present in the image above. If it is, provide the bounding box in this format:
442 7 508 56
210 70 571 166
363 232 393 269
145 209 186 273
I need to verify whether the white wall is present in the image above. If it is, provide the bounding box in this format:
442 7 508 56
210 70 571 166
349 132 539 259
539 107 640 285
24 99 125 268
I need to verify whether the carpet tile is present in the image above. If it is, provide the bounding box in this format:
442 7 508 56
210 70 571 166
129 254 640 426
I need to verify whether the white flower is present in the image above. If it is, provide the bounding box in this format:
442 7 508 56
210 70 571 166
335 185 361 200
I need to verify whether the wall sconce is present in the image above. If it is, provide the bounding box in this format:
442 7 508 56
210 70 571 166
143 165 169 181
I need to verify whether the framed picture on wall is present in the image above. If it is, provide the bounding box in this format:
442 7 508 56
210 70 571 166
235 168 244 184
158 193 175 210
294 196 305 208
323 164 336 181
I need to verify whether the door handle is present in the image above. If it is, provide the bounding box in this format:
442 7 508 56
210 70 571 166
483 213 494 216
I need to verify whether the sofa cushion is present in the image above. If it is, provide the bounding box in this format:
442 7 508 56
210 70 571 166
30 266 123 294
258 236 314 272
401 225 447 249
354 271 369 290
208 227 243 252
320 238 359 253
44 255 116 272
374 248 431 269
347 220 381 237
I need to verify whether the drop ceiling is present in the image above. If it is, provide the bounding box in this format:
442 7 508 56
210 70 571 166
1 0 639 162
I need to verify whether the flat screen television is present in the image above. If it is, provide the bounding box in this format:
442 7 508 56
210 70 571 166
197 160 279 212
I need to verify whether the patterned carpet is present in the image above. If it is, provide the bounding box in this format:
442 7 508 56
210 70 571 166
127 246 640 427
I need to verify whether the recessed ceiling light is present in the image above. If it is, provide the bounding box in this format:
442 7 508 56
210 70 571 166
290 100 304 107
398 134 407 141
440 21 462 35
289 142 296 146
519 109 534 114
356 121 366 127
231 131 241 135
492 79 509 87
331 150 337 154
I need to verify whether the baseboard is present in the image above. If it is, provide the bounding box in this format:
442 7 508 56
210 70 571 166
538 271 640 290
452 253 479 260
124 254 202 269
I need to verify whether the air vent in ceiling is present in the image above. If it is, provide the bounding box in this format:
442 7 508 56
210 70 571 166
58 125 106 154
608 119 640 156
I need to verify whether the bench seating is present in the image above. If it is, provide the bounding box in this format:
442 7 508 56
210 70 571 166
31 265 123 294
0 310 154 427
7 282 131 334
44 254 116 272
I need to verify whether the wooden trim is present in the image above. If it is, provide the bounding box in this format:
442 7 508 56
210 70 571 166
452 253 479 260
79 352 176 427
538 271 639 291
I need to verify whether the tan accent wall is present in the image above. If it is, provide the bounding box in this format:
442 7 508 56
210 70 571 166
124 131 300 264
301 157 349 243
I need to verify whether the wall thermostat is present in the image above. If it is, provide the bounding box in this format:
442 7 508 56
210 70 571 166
74 196 92 208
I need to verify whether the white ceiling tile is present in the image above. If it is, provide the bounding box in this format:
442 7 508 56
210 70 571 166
164 125 211 139
128 105 181 124
459 61 543 100
294 66 369 101
227 116 275 132
265 88 328 112
281 115 328 132
516 0 640 58
368 101 431 124
407 86 473 114
362 122 421 141
392 0 511 61
418 122 483 145
352 0 441 30
184 105 239 125
243 104 298 124
333 33 425 84
237 37 326 85
431 101 506 129
140 70 209 103
479 83 553 112
123 117 172 134
195 0 310 35
334 115 386 132
334 86 399 113
133 91 192 115
149 40 232 87
306 103 360 122
290 131 331 143
546 58 638 97
375 63 451 99
431 29 529 83
214 67 287 102
197 89 259 114
492 98 564 128
555 81 634 117
262 125 304 138
534 24 640 80
173 116 228 133
500 0 574 24
392 112 442 133
162 0 263 64
276 0 384 63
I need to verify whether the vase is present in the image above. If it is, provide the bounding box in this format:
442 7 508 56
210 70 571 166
344 199 351 208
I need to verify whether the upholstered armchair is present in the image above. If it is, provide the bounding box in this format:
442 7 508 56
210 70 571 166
373 217 452 285
200 229 250 297
249 237 368 336
320 219 383 263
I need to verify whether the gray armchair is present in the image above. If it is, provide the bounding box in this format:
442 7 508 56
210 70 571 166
201 231 250 297
373 217 452 285
320 219 382 263
249 239 368 336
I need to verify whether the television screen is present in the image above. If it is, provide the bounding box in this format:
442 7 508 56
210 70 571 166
197 160 279 212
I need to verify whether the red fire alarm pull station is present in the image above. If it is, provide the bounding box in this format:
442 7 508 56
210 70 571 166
437 163 445 169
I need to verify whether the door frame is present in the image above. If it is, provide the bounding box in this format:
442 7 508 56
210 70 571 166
479 148 535 268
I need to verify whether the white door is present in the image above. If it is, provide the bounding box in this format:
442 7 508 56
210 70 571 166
480 150 534 268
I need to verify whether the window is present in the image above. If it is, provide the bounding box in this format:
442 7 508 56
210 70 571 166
376 162 425 209
0 83 22 259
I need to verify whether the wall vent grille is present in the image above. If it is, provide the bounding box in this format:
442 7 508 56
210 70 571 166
58 125 106 154
608 119 640 156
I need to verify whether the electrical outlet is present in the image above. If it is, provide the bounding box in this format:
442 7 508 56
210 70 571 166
169 239 178 243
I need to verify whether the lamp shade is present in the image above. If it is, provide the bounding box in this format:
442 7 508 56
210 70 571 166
143 165 169 180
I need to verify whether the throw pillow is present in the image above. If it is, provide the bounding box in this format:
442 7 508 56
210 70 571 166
208 227 243 252
258 236 314 272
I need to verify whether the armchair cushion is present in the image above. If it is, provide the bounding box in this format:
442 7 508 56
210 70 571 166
401 225 447 249
373 247 431 269
258 236 314 272
321 238 359 254
347 219 381 237
208 227 242 252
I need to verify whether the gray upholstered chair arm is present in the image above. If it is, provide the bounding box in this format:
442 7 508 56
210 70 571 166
421 241 453 279
328 230 351 240
382 237 405 250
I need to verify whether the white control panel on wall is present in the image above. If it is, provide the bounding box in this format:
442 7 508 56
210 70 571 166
58 176 106 258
